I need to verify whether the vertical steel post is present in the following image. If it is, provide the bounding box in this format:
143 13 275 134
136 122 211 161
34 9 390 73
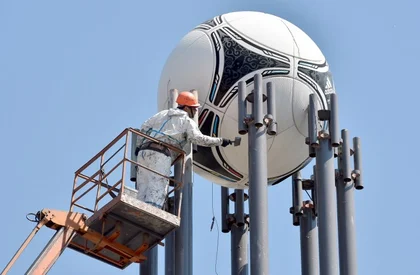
312 166 318 217
165 89 178 275
336 129 358 275
175 90 195 275
247 74 270 274
300 201 319 275
292 172 303 216
266 82 277 136
353 137 364 190
308 94 319 148
238 81 248 135
140 248 158 275
231 189 248 275
165 198 175 275
329 93 340 147
310 93 339 275
221 187 230 233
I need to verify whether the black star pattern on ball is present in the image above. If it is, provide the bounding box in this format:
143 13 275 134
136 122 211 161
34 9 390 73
213 29 289 106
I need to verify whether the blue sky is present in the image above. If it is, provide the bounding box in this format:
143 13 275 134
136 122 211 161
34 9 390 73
1 0 419 274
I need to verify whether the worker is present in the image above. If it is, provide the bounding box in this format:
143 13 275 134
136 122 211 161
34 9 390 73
135 91 232 208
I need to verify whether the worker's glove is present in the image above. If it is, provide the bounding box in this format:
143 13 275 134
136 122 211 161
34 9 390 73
221 138 232 147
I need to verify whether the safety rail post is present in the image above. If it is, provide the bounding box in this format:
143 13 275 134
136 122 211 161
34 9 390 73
94 154 105 211
121 131 130 195
70 175 79 212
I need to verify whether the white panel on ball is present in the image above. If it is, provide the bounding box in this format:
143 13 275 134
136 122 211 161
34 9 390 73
158 11 335 189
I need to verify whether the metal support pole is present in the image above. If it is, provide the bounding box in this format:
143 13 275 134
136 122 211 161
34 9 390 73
238 81 248 135
311 94 339 275
316 136 339 275
329 93 340 147
221 187 230 233
308 94 319 148
312 166 318 217
231 189 249 275
246 74 270 274
292 172 303 216
140 248 158 275
341 129 352 182
253 75 264 128
352 137 364 190
175 142 193 275
300 201 319 275
175 93 194 275
165 88 178 275
266 82 277 136
235 189 245 227
165 201 175 275
336 129 358 275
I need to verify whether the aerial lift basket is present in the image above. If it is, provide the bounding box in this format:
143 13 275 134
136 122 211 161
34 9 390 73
2 128 186 274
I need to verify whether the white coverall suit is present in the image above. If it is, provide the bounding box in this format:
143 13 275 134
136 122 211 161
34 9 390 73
136 108 223 208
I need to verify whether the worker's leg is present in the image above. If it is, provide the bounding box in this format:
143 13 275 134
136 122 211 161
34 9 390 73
136 150 171 208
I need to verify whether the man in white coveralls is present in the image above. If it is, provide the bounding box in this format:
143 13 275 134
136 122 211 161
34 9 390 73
135 91 232 208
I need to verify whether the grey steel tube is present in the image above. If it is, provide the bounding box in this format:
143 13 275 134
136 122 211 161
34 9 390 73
248 88 270 274
329 93 340 147
140 247 158 275
312 166 318 217
341 129 352 182
165 88 178 275
316 134 339 275
300 202 319 275
130 130 138 182
291 206 300 226
235 189 245 227
336 157 358 275
165 197 175 275
238 81 248 135
353 137 364 190
221 187 230 233
169 89 178 109
266 82 277 135
292 172 303 216
253 74 264 127
308 94 319 147
231 223 249 275
175 145 193 275
309 145 316 158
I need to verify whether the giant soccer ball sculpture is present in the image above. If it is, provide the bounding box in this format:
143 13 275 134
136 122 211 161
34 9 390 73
158 11 335 189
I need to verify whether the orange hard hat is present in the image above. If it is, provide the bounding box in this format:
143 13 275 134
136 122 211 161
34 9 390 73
176 91 200 108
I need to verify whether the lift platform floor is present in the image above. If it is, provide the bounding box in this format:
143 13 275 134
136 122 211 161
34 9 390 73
68 187 180 269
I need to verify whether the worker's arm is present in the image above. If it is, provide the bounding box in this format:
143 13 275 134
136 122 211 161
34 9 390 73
185 118 223 147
